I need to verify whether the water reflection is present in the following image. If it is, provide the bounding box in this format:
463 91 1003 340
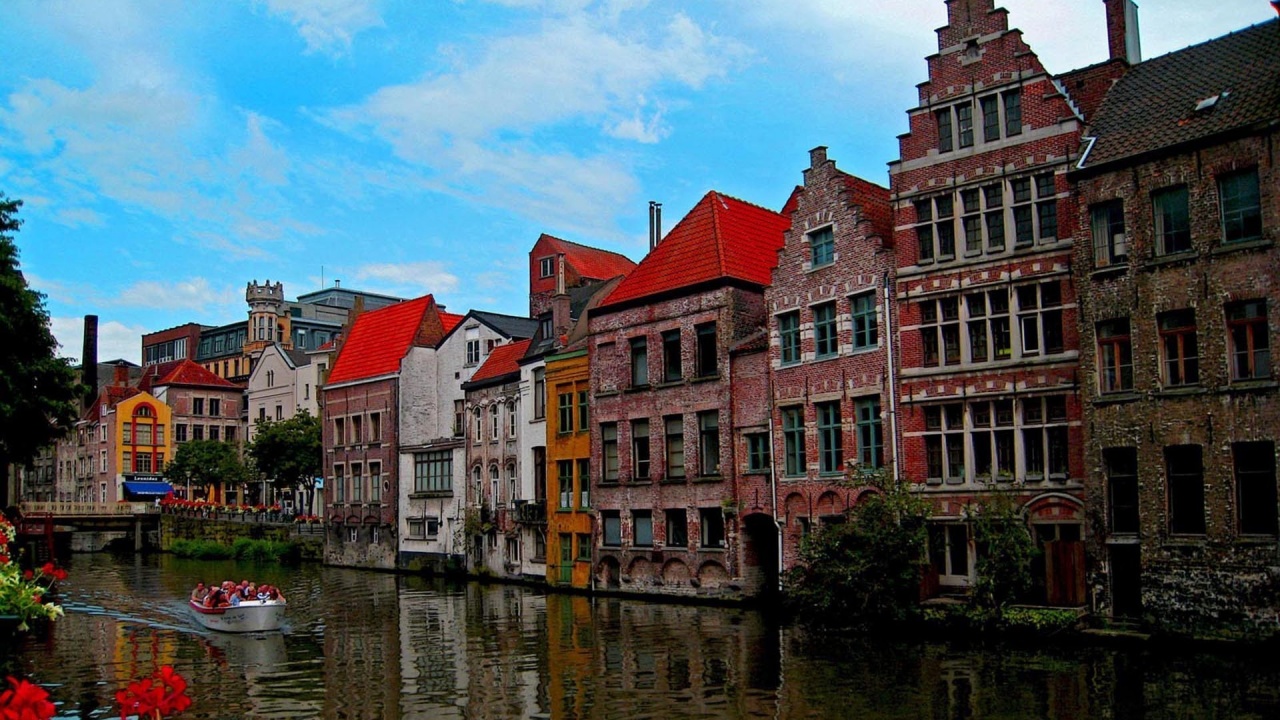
3 554 1280 719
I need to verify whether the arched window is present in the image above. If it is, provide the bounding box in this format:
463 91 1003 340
490 405 499 439
507 401 517 436
134 405 153 418
472 466 483 501
490 465 500 505
474 407 483 440
506 463 517 502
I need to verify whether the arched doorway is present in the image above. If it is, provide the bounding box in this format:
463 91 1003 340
741 512 779 599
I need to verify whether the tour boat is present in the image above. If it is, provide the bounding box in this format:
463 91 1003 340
189 599 287 633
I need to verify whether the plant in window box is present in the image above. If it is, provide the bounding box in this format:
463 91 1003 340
0 520 67 632
720 499 738 517
996 469 1015 483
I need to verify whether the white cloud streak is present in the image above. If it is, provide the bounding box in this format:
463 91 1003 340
260 0 385 57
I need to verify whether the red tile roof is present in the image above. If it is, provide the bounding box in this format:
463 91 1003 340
467 339 532 385
540 234 636 281
140 359 238 391
85 385 142 422
602 191 789 307
327 295 446 385
440 311 464 336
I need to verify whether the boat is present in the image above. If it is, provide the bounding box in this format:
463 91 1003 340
189 599 287 633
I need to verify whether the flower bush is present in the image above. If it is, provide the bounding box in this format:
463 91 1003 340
0 517 65 631
0 676 56 720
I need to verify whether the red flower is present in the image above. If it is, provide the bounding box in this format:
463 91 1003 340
0 554 9 565
39 563 55 577
52 568 68 582
115 666 190 719
21 570 32 581
0 676 56 720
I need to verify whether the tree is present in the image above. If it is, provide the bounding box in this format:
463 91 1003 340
0 194 82 508
164 440 249 505
970 492 1039 609
784 470 930 628
246 410 321 515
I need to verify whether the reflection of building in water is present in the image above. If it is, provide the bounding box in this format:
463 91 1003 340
321 569 402 719
396 576 471 719
459 584 545 718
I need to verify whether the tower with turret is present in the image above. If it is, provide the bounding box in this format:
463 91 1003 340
244 280 287 354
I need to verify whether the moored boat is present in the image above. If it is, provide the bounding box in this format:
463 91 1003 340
189 599 286 633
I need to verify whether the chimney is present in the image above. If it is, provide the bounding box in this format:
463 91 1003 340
82 314 98 409
810 146 828 168
648 201 663 251
113 360 129 388
1104 0 1141 64
551 253 571 341
334 278 341 288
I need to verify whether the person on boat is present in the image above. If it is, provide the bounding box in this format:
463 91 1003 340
191 582 208 603
203 587 223 608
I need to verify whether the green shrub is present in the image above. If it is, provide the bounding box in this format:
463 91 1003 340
170 537 298 563
971 493 1039 609
169 539 234 560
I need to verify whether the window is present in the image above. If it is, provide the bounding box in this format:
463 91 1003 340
123 423 132 444
576 459 590 508
956 102 973 148
274 405 282 421
1153 186 1191 255
557 392 574 434
454 400 465 437
665 509 687 548
223 426 234 443
1228 301 1270 380
135 422 152 446
778 312 801 365
632 420 650 481
629 337 648 387
350 462 362 502
850 292 877 350
966 288 1011 362
473 408 483 441
122 451 131 473
695 322 717 377
782 406 805 477
1010 178 1035 246
601 423 619 482
414 451 452 493
1003 90 1022 137
698 411 720 477
408 518 426 539
919 297 960 367
915 199 935 263
1158 310 1199 386
99 450 107 472
208 426 219 441
466 339 481 366
1236 442 1277 536
135 452 152 473
1016 282 1064 356
699 508 725 549
351 415 363 444
192 398 204 416
661 330 682 383
576 391 588 432
369 461 382 502
576 533 591 561
746 434 770 473
1218 170 1261 243
1035 174 1057 241
471 466 482 502
1091 200 1128 267
602 511 622 547
334 465 345 503
258 407 267 423
533 447 546 502
935 108 953 153
814 302 838 358
539 256 555 277
935 195 956 259
980 95 1000 143
334 417 345 447
633 510 653 546
924 404 965 483
192 425 204 441
985 184 1006 251
533 368 546 420
1166 445 1205 535
209 398 221 417
855 399 883 469
809 226 834 267
557 461 573 509
664 416 685 479
929 524 970 581
1021 396 1069 481
1098 319 1133 393
816 402 842 475
1104 448 1139 534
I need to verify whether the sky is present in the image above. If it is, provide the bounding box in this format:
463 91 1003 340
2 0 1274 365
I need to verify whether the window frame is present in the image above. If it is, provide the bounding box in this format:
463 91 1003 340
1218 169 1262 244
601 423 619 482
1235 441 1278 536
661 329 682 383
816 401 843 475
629 336 649 387
850 291 878 351
695 322 717 377
782 406 805 477
1227 301 1270 381
1091 200 1128 268
778 311 801 365
1166 445 1205 536
855 399 883 469
809 225 835 267
1152 185 1191 256
664 415 685 479
697 411 720 477
813 302 839 359
1158 309 1199 387
1097 318 1134 394
631 419 650 481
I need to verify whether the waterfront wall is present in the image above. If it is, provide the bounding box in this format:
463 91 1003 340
160 516 324 561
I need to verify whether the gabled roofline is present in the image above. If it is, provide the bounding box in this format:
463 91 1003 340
592 276 767 317
439 309 536 345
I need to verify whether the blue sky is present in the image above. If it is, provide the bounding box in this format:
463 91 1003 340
2 0 1273 364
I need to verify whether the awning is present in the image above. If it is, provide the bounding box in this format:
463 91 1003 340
122 481 174 497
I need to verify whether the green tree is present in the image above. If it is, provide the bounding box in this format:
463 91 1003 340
0 194 82 507
784 471 930 627
246 410 321 515
970 492 1039 609
165 440 249 504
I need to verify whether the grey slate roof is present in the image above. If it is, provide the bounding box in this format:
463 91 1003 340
1079 19 1280 170
471 311 539 340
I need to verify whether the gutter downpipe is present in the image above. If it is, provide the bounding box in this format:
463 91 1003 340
1076 136 1097 171
769 399 783 594
884 272 901 483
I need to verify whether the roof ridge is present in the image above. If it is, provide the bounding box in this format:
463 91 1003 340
708 192 728 277
547 234 633 261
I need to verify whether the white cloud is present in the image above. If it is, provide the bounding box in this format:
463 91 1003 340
52 206 105 228
261 0 384 57
50 316 146 365
113 277 240 312
354 261 460 295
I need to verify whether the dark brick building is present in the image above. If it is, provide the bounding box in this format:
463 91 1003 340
764 146 893 572
1071 17 1280 635
587 191 789 599
888 0 1128 602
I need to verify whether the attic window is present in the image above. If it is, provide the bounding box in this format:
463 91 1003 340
1194 91 1228 112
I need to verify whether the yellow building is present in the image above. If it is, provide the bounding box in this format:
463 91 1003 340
545 348 594 588
114 391 173 498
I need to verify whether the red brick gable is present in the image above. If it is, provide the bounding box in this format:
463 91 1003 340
141 359 237 391
838 171 893 241
467 339 532 385
327 294 445 385
85 385 141 422
529 234 636 298
602 191 788 307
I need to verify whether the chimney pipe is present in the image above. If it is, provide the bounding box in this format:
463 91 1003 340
555 253 567 296
82 314 98 409
113 360 129 388
654 202 662 248
1104 0 1141 64
648 201 656 251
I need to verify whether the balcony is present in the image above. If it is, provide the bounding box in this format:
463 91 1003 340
511 499 547 525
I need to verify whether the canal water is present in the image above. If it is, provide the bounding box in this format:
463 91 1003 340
3 554 1280 719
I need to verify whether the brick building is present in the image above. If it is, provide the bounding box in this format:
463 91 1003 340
1071 18 1280 635
587 190 789 599
764 146 893 573
888 0 1127 602
323 294 458 569
140 359 242 501
528 233 636 319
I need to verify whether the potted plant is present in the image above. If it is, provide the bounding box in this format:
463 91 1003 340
0 517 66 632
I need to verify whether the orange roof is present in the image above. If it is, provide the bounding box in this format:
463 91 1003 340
327 295 448 385
603 191 789 307
140 359 237 391
539 234 636 281
467 339 533 385
440 311 464 336
85 385 142 422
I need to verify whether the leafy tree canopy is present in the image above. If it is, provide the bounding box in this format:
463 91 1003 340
0 194 82 496
165 440 249 490
246 410 321 491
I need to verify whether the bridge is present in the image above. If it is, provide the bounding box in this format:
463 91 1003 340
17 502 161 555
